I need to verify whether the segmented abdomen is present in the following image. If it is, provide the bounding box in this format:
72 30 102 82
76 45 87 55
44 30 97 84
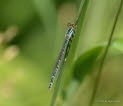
48 36 69 89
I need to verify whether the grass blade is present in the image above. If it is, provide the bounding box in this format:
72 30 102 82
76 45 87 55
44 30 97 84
89 0 123 106
50 0 90 105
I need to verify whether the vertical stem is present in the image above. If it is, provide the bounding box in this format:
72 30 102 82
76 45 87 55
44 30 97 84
89 0 123 106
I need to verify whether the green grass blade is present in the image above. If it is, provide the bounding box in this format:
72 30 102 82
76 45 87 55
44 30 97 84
50 0 90 105
89 0 123 105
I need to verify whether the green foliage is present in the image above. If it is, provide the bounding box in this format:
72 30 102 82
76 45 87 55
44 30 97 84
0 0 123 106
73 46 103 82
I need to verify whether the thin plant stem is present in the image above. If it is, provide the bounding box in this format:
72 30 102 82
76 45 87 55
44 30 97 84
89 1 123 106
75 0 86 25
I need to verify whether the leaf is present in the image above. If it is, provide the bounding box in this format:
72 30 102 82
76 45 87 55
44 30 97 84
73 46 103 82
73 38 123 82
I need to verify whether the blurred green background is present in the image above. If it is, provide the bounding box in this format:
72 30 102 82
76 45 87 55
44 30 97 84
0 0 123 106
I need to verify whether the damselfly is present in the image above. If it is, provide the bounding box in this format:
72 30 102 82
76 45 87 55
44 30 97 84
48 24 76 90
48 0 86 90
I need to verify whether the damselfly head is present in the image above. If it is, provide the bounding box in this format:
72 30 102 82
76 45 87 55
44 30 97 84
67 23 77 29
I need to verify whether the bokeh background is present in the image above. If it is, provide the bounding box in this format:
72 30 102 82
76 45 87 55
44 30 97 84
0 0 123 106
